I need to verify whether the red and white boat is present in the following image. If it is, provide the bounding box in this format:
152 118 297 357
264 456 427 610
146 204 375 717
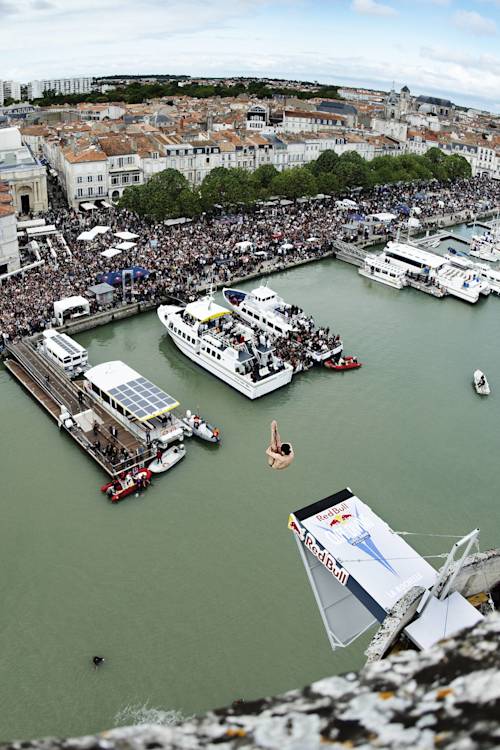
101 468 152 503
325 356 362 372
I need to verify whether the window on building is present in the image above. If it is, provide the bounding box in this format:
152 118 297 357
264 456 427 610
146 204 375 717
77 188 83 197
98 186 104 195
87 175 92 182
133 175 140 182
122 174 129 184
77 176 83 183
118 157 124 168
97 174 103 182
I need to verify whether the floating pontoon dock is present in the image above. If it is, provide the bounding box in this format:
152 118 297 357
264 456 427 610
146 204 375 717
4 340 156 477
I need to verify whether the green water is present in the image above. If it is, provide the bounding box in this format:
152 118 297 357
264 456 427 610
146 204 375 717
1 227 499 740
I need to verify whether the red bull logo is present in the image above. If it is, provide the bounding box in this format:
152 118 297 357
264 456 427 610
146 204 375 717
288 515 305 541
330 513 352 527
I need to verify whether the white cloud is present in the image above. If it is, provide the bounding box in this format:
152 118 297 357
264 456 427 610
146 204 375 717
453 10 496 36
351 0 397 16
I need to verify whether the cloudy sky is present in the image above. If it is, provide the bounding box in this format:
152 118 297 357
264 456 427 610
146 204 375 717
1 0 500 111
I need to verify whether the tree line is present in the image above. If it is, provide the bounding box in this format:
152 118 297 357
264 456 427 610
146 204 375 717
32 80 340 107
118 147 472 221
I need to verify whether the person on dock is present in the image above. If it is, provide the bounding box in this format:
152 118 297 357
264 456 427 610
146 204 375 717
266 419 294 470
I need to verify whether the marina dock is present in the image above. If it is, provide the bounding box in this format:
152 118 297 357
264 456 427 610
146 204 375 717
4 339 155 478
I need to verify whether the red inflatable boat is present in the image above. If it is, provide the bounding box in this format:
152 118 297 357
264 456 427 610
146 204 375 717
325 356 362 371
101 468 152 503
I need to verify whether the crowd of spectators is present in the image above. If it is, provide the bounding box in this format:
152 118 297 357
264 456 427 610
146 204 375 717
1 175 499 346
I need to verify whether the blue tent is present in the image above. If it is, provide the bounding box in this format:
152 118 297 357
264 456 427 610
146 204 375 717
96 266 150 286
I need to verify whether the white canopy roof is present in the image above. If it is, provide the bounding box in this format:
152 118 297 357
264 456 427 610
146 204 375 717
115 241 136 250
101 248 122 258
114 231 139 240
368 212 397 222
77 231 94 241
53 295 90 316
234 240 253 250
185 298 230 322
94 225 111 234
81 202 97 210
26 225 57 236
85 361 180 421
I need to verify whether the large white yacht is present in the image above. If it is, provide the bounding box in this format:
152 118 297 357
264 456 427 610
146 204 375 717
222 285 343 363
469 233 500 262
157 294 293 399
445 251 500 296
361 241 489 303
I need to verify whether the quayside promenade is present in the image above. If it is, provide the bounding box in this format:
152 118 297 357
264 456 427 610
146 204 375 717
1 175 499 347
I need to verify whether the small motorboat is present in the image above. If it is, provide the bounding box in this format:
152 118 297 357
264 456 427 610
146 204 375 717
101 468 152 503
325 355 362 371
149 444 186 474
473 369 490 395
182 410 221 443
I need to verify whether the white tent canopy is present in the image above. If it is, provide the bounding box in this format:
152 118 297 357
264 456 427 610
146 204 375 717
53 295 90 324
80 202 97 211
336 199 358 209
101 248 122 258
94 225 111 234
367 212 397 223
26 225 57 236
114 231 139 240
115 241 136 250
164 217 192 226
234 240 253 251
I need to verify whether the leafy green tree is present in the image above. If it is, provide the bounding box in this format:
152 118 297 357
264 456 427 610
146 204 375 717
270 167 318 199
119 185 148 214
119 169 198 220
309 150 339 176
252 163 279 188
444 154 471 180
335 151 370 188
316 171 343 195
200 167 256 209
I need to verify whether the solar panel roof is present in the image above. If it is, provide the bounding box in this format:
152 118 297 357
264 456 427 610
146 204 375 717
49 334 86 356
108 376 179 421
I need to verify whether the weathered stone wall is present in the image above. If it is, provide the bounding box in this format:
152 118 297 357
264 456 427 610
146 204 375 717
3 613 499 750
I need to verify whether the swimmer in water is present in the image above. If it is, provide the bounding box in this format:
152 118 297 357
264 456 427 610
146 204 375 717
92 656 105 669
266 420 294 470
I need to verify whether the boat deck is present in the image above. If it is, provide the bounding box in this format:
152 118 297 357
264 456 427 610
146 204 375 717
4 340 155 478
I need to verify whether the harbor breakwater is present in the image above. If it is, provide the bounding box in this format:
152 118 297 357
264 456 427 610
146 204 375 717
3 613 499 749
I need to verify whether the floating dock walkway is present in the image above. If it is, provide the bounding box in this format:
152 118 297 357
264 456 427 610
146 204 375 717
4 340 155 478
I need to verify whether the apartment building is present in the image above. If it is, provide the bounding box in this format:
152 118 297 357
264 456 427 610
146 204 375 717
28 77 92 99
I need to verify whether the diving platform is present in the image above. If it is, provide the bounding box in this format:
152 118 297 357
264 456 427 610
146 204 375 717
289 488 483 653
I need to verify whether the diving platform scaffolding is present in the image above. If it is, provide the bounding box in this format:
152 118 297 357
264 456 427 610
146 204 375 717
4 340 155 478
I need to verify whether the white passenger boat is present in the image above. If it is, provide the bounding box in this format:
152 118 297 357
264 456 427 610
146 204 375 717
358 254 408 290
222 285 343 362
445 251 500 296
469 235 500 262
365 241 487 303
473 369 490 395
149 444 186 473
157 294 293 400
182 410 220 443
474 263 500 295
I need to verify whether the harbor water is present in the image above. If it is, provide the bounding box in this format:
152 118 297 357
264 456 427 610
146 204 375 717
1 223 499 740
